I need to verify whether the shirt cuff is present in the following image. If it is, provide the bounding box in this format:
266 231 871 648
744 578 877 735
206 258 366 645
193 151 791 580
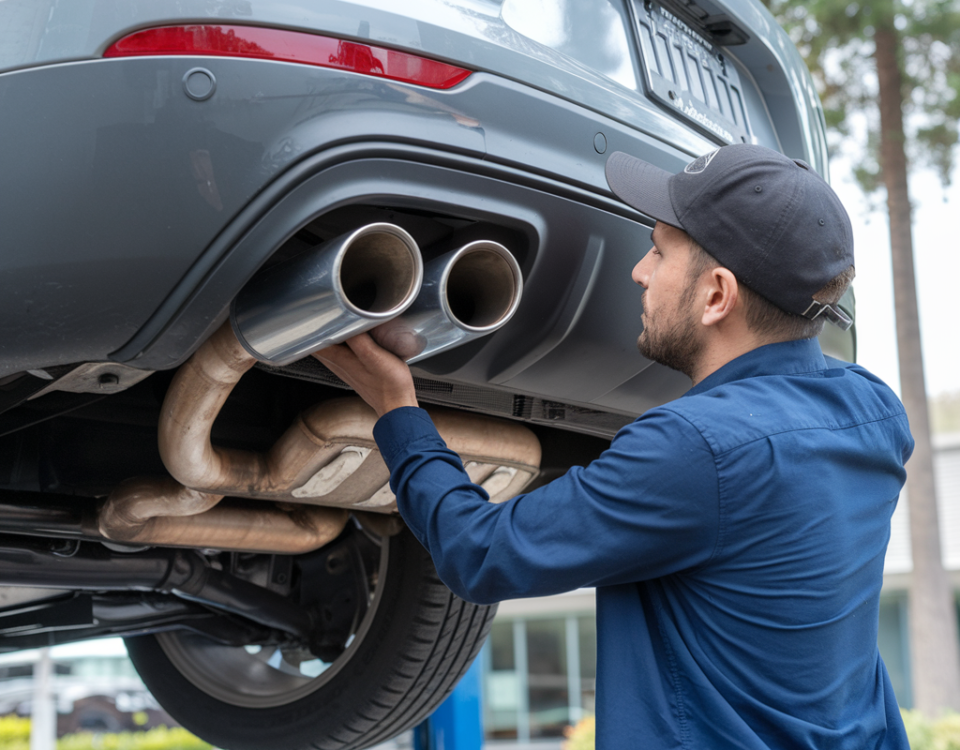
373 406 444 469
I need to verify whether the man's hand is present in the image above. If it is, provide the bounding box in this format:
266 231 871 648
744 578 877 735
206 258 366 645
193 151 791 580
312 332 419 417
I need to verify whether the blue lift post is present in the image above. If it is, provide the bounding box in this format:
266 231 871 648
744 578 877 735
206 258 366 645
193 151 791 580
414 657 484 750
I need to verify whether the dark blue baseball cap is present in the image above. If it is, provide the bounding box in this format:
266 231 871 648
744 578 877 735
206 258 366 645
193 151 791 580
605 144 854 330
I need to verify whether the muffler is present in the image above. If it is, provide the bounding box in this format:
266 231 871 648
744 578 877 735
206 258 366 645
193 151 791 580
100 326 540 554
231 223 423 366
370 240 522 362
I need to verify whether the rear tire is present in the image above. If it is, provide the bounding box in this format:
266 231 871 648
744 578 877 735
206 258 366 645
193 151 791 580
125 529 495 750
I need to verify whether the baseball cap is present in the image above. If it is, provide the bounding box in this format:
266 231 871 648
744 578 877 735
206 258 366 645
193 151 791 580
605 144 854 330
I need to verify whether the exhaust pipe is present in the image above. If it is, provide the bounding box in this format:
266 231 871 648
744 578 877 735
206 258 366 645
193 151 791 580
370 240 522 362
231 223 423 366
98 229 539 556
100 324 539 553
99 477 350 553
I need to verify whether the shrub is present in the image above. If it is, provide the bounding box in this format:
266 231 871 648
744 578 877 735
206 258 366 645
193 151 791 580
0 714 31 750
0 718 212 750
56 726 213 750
902 709 960 750
902 709 936 749
0 714 31 739
562 709 960 749
563 715 595 750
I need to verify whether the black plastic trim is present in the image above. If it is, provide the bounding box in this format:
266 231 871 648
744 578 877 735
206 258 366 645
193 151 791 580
110 143 649 371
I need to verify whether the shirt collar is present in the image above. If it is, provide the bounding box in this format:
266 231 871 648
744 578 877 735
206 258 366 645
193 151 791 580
684 338 828 398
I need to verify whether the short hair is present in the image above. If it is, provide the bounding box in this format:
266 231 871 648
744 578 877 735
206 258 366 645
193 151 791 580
686 239 855 341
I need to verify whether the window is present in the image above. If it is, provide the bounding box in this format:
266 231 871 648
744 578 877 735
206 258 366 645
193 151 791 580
485 620 520 739
483 612 597 742
500 0 638 90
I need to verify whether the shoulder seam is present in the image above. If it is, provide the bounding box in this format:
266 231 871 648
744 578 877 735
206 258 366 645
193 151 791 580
709 411 909 459
660 407 726 570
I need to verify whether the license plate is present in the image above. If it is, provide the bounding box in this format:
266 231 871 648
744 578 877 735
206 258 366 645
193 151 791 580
632 1 751 145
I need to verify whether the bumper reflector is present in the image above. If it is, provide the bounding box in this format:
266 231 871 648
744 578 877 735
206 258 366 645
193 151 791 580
104 25 472 90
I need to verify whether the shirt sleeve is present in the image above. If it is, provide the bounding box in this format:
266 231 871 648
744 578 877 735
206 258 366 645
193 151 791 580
374 406 721 604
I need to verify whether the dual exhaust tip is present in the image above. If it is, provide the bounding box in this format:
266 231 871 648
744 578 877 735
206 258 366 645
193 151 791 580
231 223 523 366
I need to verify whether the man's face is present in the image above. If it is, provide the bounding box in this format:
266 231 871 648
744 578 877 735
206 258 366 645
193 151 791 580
631 222 706 379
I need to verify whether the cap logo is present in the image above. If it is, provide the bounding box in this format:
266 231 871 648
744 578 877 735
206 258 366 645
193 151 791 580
684 149 719 175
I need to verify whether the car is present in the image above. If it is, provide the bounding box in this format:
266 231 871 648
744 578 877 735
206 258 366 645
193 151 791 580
0 1 853 749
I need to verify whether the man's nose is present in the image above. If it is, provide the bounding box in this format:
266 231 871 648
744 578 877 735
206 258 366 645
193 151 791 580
632 252 652 288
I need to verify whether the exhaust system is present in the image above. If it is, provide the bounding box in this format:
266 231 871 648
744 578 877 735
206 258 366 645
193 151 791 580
99 224 539 555
371 240 522 362
231 223 423 366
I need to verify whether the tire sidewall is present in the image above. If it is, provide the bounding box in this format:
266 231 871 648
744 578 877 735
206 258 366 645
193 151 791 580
125 530 460 750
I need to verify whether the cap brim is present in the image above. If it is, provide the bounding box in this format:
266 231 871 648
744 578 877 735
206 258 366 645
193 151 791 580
605 151 681 228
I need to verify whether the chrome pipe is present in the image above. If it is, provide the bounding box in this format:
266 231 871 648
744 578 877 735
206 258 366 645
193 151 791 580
231 223 423 366
371 240 522 363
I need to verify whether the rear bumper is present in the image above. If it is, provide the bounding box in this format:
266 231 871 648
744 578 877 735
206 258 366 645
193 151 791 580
0 52 850 420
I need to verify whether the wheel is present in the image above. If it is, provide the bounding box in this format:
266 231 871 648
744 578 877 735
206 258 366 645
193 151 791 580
124 527 496 750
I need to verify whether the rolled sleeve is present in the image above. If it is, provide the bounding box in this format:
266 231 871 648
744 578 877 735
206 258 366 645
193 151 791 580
374 406 720 604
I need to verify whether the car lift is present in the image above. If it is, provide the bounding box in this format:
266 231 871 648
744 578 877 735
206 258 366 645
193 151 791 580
414 658 483 750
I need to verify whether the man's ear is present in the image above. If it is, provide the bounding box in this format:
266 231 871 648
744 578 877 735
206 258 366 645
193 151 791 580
700 267 739 327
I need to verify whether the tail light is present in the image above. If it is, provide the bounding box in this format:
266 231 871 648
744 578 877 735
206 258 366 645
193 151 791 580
104 25 472 90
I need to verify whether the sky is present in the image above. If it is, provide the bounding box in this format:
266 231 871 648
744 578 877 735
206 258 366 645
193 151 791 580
831 159 960 399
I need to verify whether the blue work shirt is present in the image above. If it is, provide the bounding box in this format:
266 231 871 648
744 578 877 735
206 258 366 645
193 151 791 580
374 338 913 749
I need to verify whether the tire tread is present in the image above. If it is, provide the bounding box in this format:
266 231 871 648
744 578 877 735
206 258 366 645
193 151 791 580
125 530 495 750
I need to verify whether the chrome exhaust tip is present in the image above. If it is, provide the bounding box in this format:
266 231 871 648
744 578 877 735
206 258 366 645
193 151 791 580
372 240 523 363
231 223 423 365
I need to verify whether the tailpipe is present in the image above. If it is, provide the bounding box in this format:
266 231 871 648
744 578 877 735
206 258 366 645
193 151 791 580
370 240 522 362
231 223 423 366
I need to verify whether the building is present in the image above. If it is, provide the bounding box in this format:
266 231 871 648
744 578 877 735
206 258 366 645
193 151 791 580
877 431 960 707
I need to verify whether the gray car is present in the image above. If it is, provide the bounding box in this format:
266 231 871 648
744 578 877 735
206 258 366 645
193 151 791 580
0 1 852 748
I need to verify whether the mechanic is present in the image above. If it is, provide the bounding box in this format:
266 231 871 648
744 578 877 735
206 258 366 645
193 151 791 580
314 144 912 749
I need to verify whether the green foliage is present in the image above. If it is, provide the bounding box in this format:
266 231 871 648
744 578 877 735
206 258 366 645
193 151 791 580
762 0 960 191
56 727 213 750
0 715 31 750
931 391 960 434
0 717 212 750
903 709 937 748
901 709 960 749
0 715 31 740
561 711 960 749
563 715 595 750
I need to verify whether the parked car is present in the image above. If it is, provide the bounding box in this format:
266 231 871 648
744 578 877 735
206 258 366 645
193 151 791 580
0 1 852 748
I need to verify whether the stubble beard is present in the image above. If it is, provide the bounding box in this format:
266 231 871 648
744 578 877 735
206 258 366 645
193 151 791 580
637 292 704 380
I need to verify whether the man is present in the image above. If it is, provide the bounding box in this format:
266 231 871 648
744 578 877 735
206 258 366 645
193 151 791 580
315 144 913 748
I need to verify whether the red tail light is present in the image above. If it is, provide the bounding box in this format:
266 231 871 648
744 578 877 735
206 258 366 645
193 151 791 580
104 25 472 90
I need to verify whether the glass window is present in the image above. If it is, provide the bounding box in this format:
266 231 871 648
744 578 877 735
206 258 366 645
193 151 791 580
578 615 597 715
878 593 911 708
526 618 569 738
501 0 638 90
485 612 598 740
71 656 138 679
490 619 515 670
485 620 519 739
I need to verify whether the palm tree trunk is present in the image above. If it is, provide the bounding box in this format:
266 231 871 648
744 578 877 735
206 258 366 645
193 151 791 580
875 21 960 715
